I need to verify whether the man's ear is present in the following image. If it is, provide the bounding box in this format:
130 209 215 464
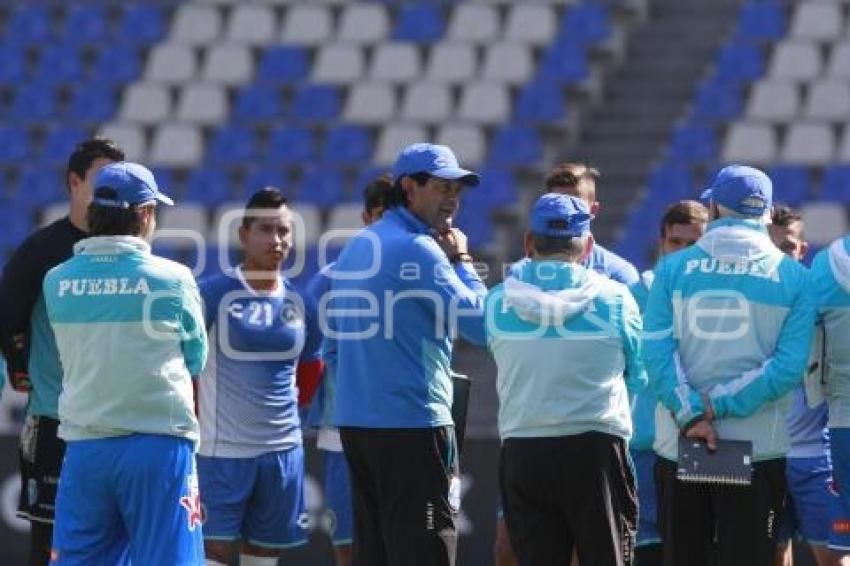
590 201 601 218
581 233 595 262
67 171 83 195
523 232 535 258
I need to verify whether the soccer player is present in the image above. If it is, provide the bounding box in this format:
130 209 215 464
305 175 392 566
644 165 814 566
330 143 486 565
629 200 707 566
44 162 207 565
0 138 123 565
196 188 323 566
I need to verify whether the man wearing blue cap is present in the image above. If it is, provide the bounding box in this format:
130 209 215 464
43 162 207 565
0 138 124 565
486 193 644 566
643 165 814 565
329 143 486 565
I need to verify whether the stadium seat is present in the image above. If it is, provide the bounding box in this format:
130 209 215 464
781 123 835 165
789 2 842 41
369 43 422 82
170 5 222 45
98 123 146 161
436 125 486 165
715 41 764 82
119 4 166 45
326 203 364 237
149 124 203 167
721 123 778 164
0 45 27 84
400 83 452 123
13 166 61 208
647 163 694 199
257 47 309 84
735 2 786 41
209 201 247 248
668 124 718 163
769 41 822 81
280 6 333 46
8 85 56 123
0 127 31 163
457 83 510 124
322 126 373 165
232 85 284 123
838 126 850 163
202 44 254 85
156 205 209 250
691 80 743 122
768 165 811 206
65 83 116 123
801 203 848 246
477 167 518 207
32 45 86 85
185 168 234 205
393 3 445 43
375 125 428 165
821 166 850 203
62 5 109 45
344 83 398 124
505 5 557 45
312 45 366 84
447 4 500 42
514 81 567 124
826 42 850 79
145 44 198 84
208 127 258 164
175 84 228 125
745 81 800 122
425 43 478 83
804 82 850 121
40 128 87 165
559 3 611 45
5 5 51 46
453 205 493 249
481 44 534 84
39 203 70 230
338 4 390 44
267 126 316 164
241 167 290 197
119 84 171 124
538 41 589 84
299 168 347 207
290 85 340 123
354 167 389 194
92 44 142 85
226 5 277 45
291 205 322 249
488 126 542 166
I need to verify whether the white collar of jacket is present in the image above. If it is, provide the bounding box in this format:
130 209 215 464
696 217 783 274
503 269 602 326
73 235 151 256
829 237 850 293
641 269 655 290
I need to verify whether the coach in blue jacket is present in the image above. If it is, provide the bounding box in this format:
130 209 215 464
329 143 485 566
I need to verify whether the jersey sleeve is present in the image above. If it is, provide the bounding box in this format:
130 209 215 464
179 272 208 378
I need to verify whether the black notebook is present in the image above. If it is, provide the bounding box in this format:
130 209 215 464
677 438 753 486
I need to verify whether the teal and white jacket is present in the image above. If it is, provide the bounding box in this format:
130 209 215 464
629 270 657 452
810 236 850 429
485 260 645 441
644 218 814 462
43 236 207 445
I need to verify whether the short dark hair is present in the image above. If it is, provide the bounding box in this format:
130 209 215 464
87 188 145 237
660 200 709 237
531 233 586 259
242 187 288 229
66 138 125 189
544 163 600 191
385 172 431 209
362 174 393 214
771 203 802 229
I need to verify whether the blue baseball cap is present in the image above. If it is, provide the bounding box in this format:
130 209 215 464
92 162 174 208
392 143 480 186
530 193 592 238
700 165 772 217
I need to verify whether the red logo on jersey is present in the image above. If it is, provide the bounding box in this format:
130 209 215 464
180 493 203 531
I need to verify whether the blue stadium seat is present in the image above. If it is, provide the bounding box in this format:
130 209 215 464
62 5 109 45
0 205 34 248
715 41 764 83
393 4 444 42
477 168 517 207
298 168 346 207
91 44 142 84
647 163 694 199
538 41 589 84
243 167 290 197
488 126 542 167
454 205 492 250
668 124 718 164
32 45 86 84
233 86 283 123
40 128 87 165
13 166 61 208
150 168 176 195
66 84 117 123
185 169 234 205
208 127 259 164
267 127 316 165
8 85 56 123
257 47 309 84
560 3 611 45
0 128 30 162
735 2 786 42
5 6 52 46
119 5 166 45
514 81 566 124
768 165 810 206
354 167 389 193
323 126 373 165
692 80 743 123
0 45 28 84
290 86 340 123
822 166 850 203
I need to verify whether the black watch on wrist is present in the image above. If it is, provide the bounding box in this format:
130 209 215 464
450 252 473 264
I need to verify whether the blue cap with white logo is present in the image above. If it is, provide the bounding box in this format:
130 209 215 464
530 193 592 238
700 165 772 217
392 143 480 186
92 162 174 208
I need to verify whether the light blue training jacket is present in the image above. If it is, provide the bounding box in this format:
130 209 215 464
43 236 207 445
643 218 814 462
629 269 657 452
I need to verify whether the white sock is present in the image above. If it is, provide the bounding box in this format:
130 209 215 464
240 554 279 566
204 561 228 566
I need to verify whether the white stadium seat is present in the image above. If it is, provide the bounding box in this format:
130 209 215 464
780 122 835 165
801 203 848 246
201 44 254 85
174 84 228 125
721 123 778 164
337 4 389 44
789 2 843 41
826 42 850 79
344 83 397 124
436 124 486 165
149 124 203 167
119 84 172 124
768 41 822 81
98 123 146 161
745 81 800 122
170 5 222 45
399 83 452 123
425 43 478 83
280 5 333 45
226 5 277 44
369 43 422 82
457 83 510 124
374 125 428 165
804 81 850 121
503 5 557 45
447 4 501 42
312 45 366 84
145 44 198 84
481 43 534 84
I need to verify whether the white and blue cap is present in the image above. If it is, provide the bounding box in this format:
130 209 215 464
392 143 480 186
700 164 772 217
530 193 592 238
92 162 174 208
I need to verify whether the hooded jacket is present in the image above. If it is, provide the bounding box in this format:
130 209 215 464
644 218 814 462
485 259 644 441
629 269 658 451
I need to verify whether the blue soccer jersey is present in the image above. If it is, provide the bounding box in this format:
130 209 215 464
198 268 322 458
